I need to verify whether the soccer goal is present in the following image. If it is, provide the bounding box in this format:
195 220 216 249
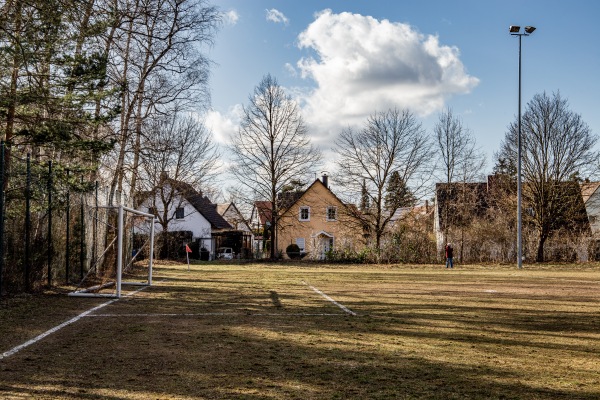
69 205 156 298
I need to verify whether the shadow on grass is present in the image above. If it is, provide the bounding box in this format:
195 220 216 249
1 265 599 399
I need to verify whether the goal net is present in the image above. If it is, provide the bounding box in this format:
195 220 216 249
69 205 156 298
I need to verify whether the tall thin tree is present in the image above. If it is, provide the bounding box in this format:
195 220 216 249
434 107 485 258
229 74 321 259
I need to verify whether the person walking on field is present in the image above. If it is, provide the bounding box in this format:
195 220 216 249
445 243 454 269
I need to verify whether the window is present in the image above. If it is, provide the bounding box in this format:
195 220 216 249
299 206 310 221
326 206 337 221
175 207 185 219
148 207 157 216
296 238 305 252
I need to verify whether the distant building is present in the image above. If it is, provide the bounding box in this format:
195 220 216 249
217 203 252 232
580 182 600 236
434 174 593 261
250 201 273 257
136 175 231 258
277 175 365 260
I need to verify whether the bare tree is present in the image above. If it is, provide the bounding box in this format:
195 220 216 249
434 107 486 260
335 108 433 255
435 108 485 184
497 91 599 262
105 0 220 207
140 114 220 191
138 113 220 252
229 74 321 259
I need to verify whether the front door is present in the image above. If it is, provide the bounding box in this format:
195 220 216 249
318 236 334 260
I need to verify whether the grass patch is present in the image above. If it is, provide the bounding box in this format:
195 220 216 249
1 262 599 399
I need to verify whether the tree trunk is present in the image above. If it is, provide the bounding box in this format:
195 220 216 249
2 0 22 190
375 231 382 261
108 1 137 207
270 184 276 260
536 233 547 263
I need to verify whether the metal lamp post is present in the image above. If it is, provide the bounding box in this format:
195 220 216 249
510 25 535 269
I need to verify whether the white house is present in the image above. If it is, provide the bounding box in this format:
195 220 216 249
136 177 231 255
581 182 600 236
249 201 273 257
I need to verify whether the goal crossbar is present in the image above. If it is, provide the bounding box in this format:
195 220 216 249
69 205 156 298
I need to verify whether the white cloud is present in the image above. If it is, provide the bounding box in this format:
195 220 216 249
296 9 479 138
223 9 239 25
203 105 243 145
284 62 297 77
266 9 289 25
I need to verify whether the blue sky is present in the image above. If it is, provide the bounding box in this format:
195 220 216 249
204 0 600 183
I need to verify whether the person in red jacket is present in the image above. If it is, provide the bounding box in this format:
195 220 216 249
445 243 454 269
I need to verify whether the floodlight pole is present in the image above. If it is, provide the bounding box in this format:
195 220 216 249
116 205 123 297
510 25 535 269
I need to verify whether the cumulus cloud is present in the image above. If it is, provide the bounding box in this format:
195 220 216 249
266 9 289 25
296 9 479 137
223 9 239 25
203 105 243 145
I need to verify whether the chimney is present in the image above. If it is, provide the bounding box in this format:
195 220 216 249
322 173 328 188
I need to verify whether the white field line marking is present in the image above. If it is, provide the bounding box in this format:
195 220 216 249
303 281 357 316
0 285 149 361
86 312 346 317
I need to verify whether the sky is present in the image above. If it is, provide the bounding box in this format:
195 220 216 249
203 0 600 189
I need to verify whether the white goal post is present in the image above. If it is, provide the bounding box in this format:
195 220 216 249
69 205 157 298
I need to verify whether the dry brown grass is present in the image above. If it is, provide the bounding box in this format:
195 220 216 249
1 262 599 399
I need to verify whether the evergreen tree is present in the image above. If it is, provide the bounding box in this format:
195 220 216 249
360 178 370 212
384 171 415 212
0 0 116 176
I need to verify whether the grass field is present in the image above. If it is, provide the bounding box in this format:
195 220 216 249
1 262 599 399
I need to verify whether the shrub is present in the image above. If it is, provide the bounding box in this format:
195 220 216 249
286 243 301 259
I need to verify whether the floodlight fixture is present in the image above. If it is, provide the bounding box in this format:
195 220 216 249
524 26 536 34
509 25 520 33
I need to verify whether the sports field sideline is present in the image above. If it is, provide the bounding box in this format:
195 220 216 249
1 262 599 399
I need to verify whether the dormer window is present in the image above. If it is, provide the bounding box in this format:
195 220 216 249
175 207 185 219
299 206 310 221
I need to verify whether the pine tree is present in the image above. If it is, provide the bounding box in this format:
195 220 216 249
0 0 116 174
360 178 370 212
384 171 415 212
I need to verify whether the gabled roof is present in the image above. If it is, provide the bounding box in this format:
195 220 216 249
216 203 231 216
435 182 489 230
278 190 304 211
186 193 231 230
253 201 273 225
580 182 600 204
140 177 231 230
390 202 433 224
279 178 347 215
217 202 252 231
